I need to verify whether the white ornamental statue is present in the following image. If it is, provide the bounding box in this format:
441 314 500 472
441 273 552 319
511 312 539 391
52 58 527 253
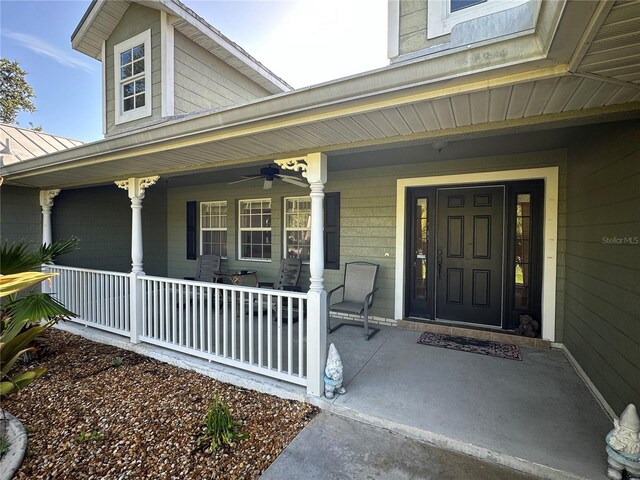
323 343 346 399
606 404 640 480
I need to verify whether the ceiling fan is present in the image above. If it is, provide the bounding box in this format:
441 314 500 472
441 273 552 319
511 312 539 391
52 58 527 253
228 164 307 190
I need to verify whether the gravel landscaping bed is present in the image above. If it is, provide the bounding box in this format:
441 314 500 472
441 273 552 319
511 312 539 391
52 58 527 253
3 328 318 479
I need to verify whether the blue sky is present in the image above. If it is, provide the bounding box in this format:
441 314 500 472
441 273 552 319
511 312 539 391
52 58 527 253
0 0 388 142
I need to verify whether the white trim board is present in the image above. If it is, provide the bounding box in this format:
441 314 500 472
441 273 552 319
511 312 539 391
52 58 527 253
160 11 175 118
394 167 559 341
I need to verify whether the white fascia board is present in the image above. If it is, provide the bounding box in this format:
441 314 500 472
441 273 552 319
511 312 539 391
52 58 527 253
101 41 106 136
387 0 400 59
154 0 292 92
71 0 102 57
160 10 175 118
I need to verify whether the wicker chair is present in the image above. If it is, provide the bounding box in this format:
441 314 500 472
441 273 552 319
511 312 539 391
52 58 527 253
327 262 379 340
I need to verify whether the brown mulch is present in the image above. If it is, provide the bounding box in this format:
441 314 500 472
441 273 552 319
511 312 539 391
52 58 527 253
3 329 318 479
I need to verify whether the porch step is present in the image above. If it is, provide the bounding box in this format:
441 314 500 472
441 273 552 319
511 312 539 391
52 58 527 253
396 319 551 350
325 404 591 480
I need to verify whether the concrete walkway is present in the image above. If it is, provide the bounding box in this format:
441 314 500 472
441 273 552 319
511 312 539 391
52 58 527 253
262 412 540 480
321 325 612 480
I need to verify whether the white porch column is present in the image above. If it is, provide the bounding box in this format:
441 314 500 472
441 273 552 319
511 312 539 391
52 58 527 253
275 154 328 396
39 189 60 246
304 153 328 396
116 176 159 345
115 176 159 274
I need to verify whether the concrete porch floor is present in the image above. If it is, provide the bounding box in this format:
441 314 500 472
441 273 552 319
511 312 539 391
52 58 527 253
324 324 612 480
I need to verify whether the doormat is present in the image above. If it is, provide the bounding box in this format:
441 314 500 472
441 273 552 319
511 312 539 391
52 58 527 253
417 332 522 361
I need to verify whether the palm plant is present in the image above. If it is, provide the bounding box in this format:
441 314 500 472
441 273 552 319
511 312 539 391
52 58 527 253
0 239 78 397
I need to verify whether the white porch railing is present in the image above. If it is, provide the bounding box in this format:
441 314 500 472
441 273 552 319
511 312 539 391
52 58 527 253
46 265 131 336
44 266 308 387
139 276 307 385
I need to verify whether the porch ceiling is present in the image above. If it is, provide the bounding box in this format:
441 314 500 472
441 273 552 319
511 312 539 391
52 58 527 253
3 70 639 190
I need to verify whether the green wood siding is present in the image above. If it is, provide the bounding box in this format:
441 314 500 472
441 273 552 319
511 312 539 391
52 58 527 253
0 185 41 244
564 120 640 413
398 1 429 56
105 3 161 136
173 32 270 114
166 149 567 324
53 184 167 277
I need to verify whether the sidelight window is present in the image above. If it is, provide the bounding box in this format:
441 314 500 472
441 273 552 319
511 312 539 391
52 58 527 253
514 193 531 309
414 197 429 301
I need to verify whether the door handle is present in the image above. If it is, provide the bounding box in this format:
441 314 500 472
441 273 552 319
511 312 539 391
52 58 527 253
437 249 443 279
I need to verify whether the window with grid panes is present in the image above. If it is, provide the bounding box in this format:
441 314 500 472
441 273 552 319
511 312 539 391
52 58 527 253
284 196 311 263
114 30 151 124
200 201 227 258
238 199 271 261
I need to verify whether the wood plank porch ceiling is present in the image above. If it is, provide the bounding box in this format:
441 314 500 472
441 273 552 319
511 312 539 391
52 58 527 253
4 71 640 190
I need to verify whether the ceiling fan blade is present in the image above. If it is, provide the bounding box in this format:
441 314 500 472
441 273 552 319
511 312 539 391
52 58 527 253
228 177 262 185
279 175 307 188
263 178 273 190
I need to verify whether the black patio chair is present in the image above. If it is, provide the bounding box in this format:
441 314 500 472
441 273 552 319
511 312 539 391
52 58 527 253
327 261 379 340
255 257 303 321
184 254 221 282
257 257 302 291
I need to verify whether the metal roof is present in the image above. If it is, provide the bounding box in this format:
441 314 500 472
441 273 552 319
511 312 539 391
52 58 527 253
0 124 84 166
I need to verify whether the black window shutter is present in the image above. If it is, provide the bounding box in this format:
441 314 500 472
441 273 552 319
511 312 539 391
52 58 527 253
186 201 197 260
324 192 340 270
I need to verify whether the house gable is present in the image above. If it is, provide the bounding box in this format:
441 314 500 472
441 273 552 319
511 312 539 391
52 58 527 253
73 0 290 138
173 30 271 115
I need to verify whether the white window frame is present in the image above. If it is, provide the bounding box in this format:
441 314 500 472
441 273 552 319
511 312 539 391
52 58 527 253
428 0 529 39
283 196 311 264
114 29 152 125
238 198 272 262
200 201 228 259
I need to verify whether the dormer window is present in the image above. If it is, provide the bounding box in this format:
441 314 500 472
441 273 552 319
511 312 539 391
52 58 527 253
428 0 529 39
450 0 487 12
114 30 151 124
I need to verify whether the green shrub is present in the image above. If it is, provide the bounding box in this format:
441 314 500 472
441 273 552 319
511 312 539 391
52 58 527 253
0 239 78 398
76 430 104 442
198 396 246 452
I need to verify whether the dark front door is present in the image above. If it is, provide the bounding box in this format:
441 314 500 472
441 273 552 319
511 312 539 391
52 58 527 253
436 187 504 326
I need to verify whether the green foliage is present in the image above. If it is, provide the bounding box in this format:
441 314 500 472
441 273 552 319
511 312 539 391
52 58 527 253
0 239 78 398
111 357 124 367
76 430 104 442
0 434 10 458
0 58 36 124
198 396 247 452
0 238 79 275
